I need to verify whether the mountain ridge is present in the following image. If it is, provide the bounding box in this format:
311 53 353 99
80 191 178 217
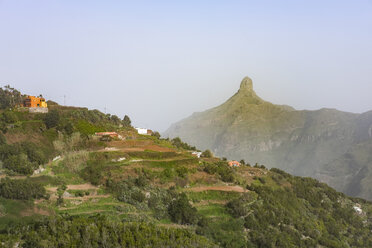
164 77 372 200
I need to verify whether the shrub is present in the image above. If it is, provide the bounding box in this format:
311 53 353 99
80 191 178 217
201 149 213 158
3 154 37 175
44 110 60 129
152 131 161 139
135 175 148 187
168 193 198 225
131 191 146 203
171 137 196 151
1 111 18 124
80 162 105 185
0 178 46 200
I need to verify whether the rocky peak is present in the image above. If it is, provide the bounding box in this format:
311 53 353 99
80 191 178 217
239 76 254 92
236 76 263 104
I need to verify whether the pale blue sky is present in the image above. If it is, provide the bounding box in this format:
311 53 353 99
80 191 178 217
0 0 371 131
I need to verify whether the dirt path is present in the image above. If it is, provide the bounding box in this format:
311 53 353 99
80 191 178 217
186 185 246 193
67 183 98 190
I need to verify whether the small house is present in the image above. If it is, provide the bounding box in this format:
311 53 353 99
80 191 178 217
135 127 151 135
191 151 202 158
228 161 241 167
24 96 48 108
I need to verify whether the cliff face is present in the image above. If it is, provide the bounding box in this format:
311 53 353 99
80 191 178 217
164 77 372 200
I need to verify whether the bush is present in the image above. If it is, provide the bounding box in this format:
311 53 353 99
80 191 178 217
0 178 46 200
171 137 196 151
168 193 198 225
131 191 146 203
44 110 60 129
1 111 18 124
80 162 105 185
201 149 213 158
3 154 37 175
203 162 235 182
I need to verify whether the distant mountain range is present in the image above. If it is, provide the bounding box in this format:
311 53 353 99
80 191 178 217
164 77 372 200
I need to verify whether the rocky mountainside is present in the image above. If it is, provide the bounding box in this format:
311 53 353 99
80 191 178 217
164 77 372 200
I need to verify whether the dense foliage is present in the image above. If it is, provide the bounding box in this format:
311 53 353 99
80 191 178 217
171 137 197 151
226 171 372 248
203 161 235 182
0 178 46 200
0 141 48 175
0 86 23 109
1 215 216 248
168 193 199 224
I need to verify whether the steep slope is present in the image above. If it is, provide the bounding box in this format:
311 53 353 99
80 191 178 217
164 77 372 200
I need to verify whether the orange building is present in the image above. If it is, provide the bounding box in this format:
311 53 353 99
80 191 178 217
24 96 48 108
228 161 241 167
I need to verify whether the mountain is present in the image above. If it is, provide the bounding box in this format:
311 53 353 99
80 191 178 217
164 77 372 200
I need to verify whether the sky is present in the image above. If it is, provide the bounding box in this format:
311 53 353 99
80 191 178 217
0 0 371 131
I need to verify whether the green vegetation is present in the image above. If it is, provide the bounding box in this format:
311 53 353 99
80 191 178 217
122 114 132 127
171 137 197 151
1 215 215 248
1 86 372 247
203 161 235 182
0 178 47 200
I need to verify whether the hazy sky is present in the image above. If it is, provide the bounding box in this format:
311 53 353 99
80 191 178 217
1 1 371 131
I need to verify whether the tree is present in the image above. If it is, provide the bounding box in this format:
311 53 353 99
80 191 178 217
44 110 60 129
168 193 198 224
201 149 213 158
152 131 161 139
122 115 131 127
240 159 245 165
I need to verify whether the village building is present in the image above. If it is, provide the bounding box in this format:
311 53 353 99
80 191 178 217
24 96 48 108
191 151 202 158
135 127 153 135
23 95 49 113
228 161 241 167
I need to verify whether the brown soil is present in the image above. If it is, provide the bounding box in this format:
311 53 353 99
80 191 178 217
21 206 50 217
189 171 219 185
67 183 98 190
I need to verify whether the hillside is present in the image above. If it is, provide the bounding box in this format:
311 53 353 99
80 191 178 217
1 86 372 247
164 77 372 201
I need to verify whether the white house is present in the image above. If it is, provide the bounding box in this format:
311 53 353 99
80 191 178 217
191 151 202 158
353 205 363 215
135 127 149 135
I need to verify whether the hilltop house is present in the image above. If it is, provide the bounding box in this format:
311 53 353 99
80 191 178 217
23 95 48 113
228 161 241 167
24 96 48 108
135 128 153 135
